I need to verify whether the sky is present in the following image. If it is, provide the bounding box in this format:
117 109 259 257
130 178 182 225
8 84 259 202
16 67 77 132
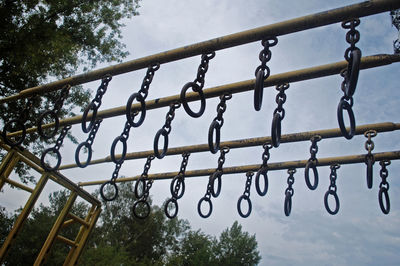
2 0 400 265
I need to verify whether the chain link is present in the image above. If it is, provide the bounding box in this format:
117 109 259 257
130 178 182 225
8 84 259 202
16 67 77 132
284 168 296 216
237 171 253 218
305 135 321 190
195 53 215 89
40 125 71 171
138 63 160 99
364 130 377 189
324 164 341 215
217 146 230 171
271 83 289 147
208 94 232 153
261 143 272 166
378 160 391 214
53 85 71 114
255 143 272 197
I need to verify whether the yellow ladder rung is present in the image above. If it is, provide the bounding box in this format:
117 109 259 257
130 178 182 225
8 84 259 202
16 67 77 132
56 235 77 247
4 178 34 193
68 213 90 227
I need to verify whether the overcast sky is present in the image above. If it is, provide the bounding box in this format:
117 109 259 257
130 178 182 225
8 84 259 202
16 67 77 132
2 0 400 265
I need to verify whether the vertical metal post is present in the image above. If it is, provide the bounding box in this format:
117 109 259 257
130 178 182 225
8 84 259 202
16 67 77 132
34 191 78 266
0 173 49 263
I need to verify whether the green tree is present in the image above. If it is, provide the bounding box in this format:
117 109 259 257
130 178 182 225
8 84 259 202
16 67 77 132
0 0 140 182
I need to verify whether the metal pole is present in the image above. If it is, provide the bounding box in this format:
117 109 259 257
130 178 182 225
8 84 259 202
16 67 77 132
1 0 399 103
78 150 400 186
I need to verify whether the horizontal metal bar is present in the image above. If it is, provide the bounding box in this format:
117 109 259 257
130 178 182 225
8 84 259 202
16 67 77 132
79 150 400 186
3 178 34 193
56 235 77 247
61 122 400 169
1 0 399 103
7 53 400 139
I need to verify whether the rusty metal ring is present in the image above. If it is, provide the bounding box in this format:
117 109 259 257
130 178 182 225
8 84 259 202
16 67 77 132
100 181 118 201
255 167 269 196
110 135 127 164
337 99 355 140
164 198 179 219
197 196 213 218
75 141 92 168
126 92 146 127
132 199 151 219
254 69 265 111
378 187 390 215
208 120 221 154
2 119 26 147
210 171 222 198
170 176 185 199
237 195 252 218
154 128 169 159
81 102 98 133
40 147 61 172
180 82 206 118
37 110 59 139
304 161 319 190
344 48 361 97
366 156 374 189
271 112 282 148
284 193 292 217
324 190 340 215
134 178 146 199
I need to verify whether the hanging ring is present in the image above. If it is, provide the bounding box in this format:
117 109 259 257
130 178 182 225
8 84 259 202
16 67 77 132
134 178 147 199
344 48 361 98
180 82 206 118
154 128 169 159
126 92 146 127
255 167 269 196
254 69 265 111
208 120 221 154
75 141 92 168
37 110 59 139
271 112 282 148
210 171 222 198
110 136 127 164
164 198 179 219
197 196 213 218
324 190 340 215
237 195 252 218
304 161 319 190
132 200 151 219
100 181 118 201
40 147 62 172
170 176 185 199
2 119 26 147
378 187 390 215
81 102 98 133
337 99 355 139
365 156 374 189
284 193 292 217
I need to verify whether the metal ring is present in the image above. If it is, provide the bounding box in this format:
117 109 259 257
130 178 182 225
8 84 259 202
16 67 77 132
337 99 355 140
271 112 282 148
110 136 127 164
37 110 59 139
170 176 185 199
378 187 390 215
180 82 206 118
40 147 61 172
81 102 97 133
153 128 169 159
237 195 252 218
208 120 221 154
210 171 222 198
255 167 269 196
75 142 92 168
126 92 146 127
164 198 179 219
197 197 213 218
100 181 118 201
2 119 26 147
254 69 264 111
344 49 361 98
134 178 146 199
132 200 151 219
304 161 319 190
324 190 340 215
284 193 292 217
366 156 374 189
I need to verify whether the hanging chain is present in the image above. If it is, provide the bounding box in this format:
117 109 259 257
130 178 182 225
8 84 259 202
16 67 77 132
237 171 254 218
337 18 361 140
198 176 214 218
271 83 289 147
208 94 232 153
324 164 341 215
378 160 391 214
180 52 216 118
40 125 71 172
304 135 322 190
208 146 230 198
81 75 112 133
165 153 190 219
255 143 272 196
75 119 103 168
154 102 181 159
284 168 296 217
217 147 229 172
364 130 377 189
53 85 71 114
253 37 278 111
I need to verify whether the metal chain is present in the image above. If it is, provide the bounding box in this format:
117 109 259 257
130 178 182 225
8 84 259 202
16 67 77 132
271 83 289 147
208 94 232 153
364 130 377 189
217 146 230 171
254 143 272 197
162 102 181 134
138 63 161 99
53 85 71 114
261 143 272 167
195 53 216 89
378 160 391 214
324 164 341 215
40 125 71 171
304 135 321 190
253 36 278 111
197 177 214 218
53 125 71 152
273 83 289 119
86 119 102 146
20 96 36 122
284 168 296 217
93 75 112 108
214 94 232 127
237 171 253 218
